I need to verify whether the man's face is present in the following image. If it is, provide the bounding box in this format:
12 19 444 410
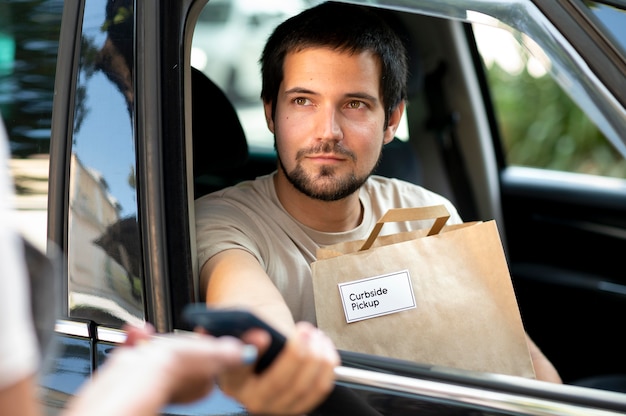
265 47 401 201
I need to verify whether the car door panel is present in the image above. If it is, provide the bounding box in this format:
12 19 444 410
501 167 626 383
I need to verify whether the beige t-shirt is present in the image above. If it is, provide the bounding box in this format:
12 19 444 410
195 173 462 324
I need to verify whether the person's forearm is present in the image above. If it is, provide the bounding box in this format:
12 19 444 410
203 250 297 336
0 376 43 416
63 347 170 416
64 384 165 416
63 330 253 416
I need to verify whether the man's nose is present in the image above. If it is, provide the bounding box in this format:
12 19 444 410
315 105 343 142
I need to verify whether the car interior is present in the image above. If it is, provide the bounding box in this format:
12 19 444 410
191 66 250 198
187 0 626 398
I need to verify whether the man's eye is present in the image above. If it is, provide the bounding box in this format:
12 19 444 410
295 97 308 105
348 101 364 109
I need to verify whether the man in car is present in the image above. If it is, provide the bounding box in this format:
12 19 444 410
195 2 561 413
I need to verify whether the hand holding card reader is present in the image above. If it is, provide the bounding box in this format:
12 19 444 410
182 303 286 374
183 303 384 416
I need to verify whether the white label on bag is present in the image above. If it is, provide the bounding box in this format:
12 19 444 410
338 270 416 323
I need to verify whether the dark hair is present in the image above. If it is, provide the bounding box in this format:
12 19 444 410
260 1 408 128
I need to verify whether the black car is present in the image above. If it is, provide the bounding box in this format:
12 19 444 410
10 0 626 414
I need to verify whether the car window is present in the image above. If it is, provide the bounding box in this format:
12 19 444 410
66 0 144 326
474 22 626 179
183 1 626 409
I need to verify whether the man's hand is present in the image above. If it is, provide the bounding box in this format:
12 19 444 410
219 321 340 415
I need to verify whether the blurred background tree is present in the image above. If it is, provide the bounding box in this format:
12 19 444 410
0 0 62 158
478 25 626 179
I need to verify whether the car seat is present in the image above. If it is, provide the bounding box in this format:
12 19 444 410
373 137 423 184
192 67 249 198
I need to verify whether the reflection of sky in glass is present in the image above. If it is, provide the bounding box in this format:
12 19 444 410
73 0 136 217
589 3 626 57
73 72 135 216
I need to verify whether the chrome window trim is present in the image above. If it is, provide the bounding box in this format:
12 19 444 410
96 326 128 344
54 320 128 344
335 366 626 415
54 319 89 338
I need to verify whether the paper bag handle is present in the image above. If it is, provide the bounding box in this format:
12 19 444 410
359 205 450 251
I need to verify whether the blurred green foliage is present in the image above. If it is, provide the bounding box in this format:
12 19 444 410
0 0 62 157
487 63 626 179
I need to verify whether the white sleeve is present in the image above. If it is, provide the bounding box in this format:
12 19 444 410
0 116 40 388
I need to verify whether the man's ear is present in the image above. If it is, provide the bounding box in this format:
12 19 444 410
263 101 275 133
383 100 405 144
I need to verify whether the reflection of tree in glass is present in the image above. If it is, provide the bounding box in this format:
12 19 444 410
72 36 95 139
95 0 134 115
73 0 134 136
94 216 142 300
72 0 136 207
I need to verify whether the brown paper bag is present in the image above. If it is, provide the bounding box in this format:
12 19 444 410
311 205 535 378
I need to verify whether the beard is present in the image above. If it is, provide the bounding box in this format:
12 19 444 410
277 141 382 202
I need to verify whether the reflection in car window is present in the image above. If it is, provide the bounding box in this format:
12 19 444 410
474 23 626 179
68 0 144 327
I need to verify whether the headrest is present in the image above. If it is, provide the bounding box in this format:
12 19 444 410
192 67 248 178
374 8 423 99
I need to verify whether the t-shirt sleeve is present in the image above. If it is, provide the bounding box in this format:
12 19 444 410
195 198 267 274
